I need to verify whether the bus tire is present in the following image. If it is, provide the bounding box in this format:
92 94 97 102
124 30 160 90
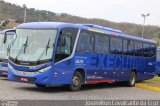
127 71 136 87
35 84 46 88
69 71 82 91
158 74 160 77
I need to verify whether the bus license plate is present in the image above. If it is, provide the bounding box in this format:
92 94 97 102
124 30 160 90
2 72 7 75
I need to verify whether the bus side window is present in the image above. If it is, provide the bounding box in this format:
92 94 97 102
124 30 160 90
110 37 122 54
150 44 156 57
55 28 78 63
128 40 135 56
123 40 134 56
123 40 128 55
95 34 109 54
143 43 150 57
76 30 95 52
135 42 143 56
57 36 71 54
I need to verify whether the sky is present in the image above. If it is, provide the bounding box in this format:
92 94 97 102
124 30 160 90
4 0 160 26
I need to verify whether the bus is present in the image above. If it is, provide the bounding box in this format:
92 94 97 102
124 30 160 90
7 22 157 91
156 47 160 76
0 29 15 77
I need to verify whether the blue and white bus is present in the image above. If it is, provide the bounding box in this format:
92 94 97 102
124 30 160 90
0 29 15 77
7 22 157 91
156 47 160 76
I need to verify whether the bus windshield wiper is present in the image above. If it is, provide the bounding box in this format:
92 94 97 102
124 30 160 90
23 36 28 53
14 36 28 62
36 37 50 64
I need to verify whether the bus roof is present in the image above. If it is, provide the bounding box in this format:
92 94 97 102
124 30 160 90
120 33 156 44
17 22 79 29
0 29 15 35
17 22 156 44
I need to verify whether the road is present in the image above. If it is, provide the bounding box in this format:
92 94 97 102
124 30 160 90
0 77 160 100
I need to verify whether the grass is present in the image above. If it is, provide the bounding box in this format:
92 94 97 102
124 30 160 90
138 76 160 87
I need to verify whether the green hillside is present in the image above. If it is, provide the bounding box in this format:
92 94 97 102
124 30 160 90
0 0 160 40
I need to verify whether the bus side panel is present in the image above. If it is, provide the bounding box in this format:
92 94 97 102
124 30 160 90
53 53 155 85
121 56 133 81
53 59 77 85
106 54 128 81
53 52 109 84
74 52 107 82
136 57 155 81
74 53 130 82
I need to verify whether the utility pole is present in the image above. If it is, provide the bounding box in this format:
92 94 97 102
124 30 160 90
23 4 27 23
141 13 150 38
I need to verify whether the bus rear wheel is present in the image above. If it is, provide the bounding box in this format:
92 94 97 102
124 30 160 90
158 74 160 77
69 71 82 91
127 71 136 87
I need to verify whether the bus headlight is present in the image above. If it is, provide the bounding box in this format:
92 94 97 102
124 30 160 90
8 63 14 70
38 66 52 73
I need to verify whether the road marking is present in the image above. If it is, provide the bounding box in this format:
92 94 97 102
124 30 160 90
135 84 160 92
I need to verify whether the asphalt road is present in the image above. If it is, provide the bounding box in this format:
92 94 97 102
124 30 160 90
0 77 160 100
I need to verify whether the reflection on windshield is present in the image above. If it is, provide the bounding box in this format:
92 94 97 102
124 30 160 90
10 29 57 62
0 34 14 60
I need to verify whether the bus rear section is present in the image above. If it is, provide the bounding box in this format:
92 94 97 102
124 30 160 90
7 22 157 91
0 29 15 77
156 47 160 76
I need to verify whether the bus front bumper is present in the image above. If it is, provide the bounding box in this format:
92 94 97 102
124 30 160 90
7 68 73 86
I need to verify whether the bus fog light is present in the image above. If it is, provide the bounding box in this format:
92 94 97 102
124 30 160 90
38 66 51 73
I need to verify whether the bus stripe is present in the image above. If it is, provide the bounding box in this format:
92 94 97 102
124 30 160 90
86 80 115 84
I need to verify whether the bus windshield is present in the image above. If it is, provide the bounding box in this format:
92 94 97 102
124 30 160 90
0 33 14 60
9 29 57 63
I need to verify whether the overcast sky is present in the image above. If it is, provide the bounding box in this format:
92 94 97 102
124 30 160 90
4 0 160 26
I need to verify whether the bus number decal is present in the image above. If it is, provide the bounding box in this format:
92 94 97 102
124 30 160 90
75 59 84 64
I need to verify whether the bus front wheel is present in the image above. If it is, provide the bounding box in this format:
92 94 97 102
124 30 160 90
158 74 160 77
127 71 136 87
69 71 82 91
